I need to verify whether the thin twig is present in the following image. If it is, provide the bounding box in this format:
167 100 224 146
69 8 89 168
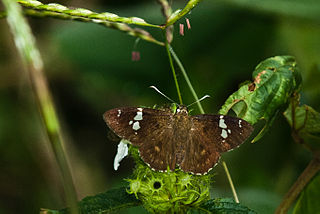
157 0 173 43
165 39 183 104
222 161 240 203
169 46 204 113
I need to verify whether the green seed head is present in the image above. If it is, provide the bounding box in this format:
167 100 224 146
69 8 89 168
127 147 213 213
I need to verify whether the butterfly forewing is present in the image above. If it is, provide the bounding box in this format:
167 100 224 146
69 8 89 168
191 114 253 152
103 107 176 171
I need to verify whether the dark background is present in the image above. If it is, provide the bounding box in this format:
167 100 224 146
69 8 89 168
0 0 320 213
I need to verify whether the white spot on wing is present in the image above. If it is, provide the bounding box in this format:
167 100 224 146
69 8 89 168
114 139 129 171
129 120 133 125
117 109 121 117
134 111 143 120
221 129 228 139
219 118 227 129
133 121 140 130
228 129 231 134
239 120 242 128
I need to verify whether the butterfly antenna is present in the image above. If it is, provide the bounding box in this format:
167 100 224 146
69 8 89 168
149 86 176 103
187 95 210 108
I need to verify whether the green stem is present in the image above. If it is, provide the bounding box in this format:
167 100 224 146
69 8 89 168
222 161 240 203
165 39 183 105
2 0 78 213
169 46 204 113
17 0 161 28
275 155 320 214
0 1 164 46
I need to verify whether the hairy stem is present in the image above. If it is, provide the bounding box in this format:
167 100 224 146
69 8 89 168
0 1 164 46
2 0 78 213
275 155 320 214
17 0 161 28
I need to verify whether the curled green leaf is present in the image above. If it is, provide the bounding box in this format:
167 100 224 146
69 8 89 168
219 56 302 142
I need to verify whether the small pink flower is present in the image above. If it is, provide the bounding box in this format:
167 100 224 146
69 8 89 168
186 18 191 29
131 51 140 61
179 23 184 36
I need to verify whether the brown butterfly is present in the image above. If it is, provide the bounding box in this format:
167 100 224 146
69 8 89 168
103 105 253 175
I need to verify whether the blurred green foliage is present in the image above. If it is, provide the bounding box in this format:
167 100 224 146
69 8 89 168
0 0 320 213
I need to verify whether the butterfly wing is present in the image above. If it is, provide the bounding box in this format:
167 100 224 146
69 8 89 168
179 114 253 174
179 128 221 174
192 114 253 152
103 107 176 171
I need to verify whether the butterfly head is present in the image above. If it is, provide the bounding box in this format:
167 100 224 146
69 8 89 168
175 105 189 115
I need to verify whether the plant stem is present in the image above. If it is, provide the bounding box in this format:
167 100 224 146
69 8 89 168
165 39 183 104
17 0 161 28
222 161 240 203
169 46 204 113
0 1 164 46
3 0 78 213
275 155 320 214
157 0 173 43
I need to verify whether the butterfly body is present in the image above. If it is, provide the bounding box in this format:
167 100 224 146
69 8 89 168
104 105 253 175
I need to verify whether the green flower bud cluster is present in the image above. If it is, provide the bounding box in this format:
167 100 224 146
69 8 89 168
126 147 213 213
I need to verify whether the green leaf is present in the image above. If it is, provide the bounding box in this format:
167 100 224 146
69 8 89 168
41 187 141 214
293 173 320 214
188 198 257 214
284 102 320 152
219 56 301 142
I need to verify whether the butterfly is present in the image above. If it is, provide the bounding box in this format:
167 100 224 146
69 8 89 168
103 105 253 175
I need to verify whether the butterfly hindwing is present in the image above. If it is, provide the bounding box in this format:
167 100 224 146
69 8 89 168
179 128 221 174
